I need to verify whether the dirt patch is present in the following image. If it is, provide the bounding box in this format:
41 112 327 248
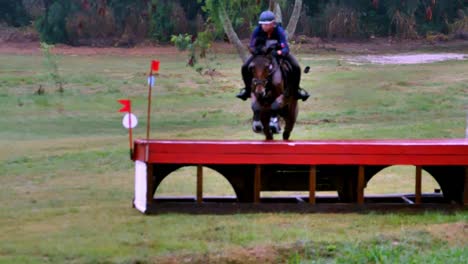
348 53 468 65
426 221 468 246
152 243 308 264
0 34 467 57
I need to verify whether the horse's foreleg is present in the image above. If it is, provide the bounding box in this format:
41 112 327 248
260 111 273 140
283 100 298 140
251 101 263 134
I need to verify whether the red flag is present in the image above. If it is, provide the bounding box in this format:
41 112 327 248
151 60 160 72
118 99 131 113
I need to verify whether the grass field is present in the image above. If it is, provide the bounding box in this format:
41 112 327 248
0 47 467 263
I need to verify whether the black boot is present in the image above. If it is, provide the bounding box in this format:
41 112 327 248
297 88 310 101
236 88 250 101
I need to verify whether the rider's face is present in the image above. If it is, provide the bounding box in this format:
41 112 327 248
261 23 275 33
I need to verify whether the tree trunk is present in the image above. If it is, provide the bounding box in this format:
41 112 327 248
273 3 283 25
219 4 249 62
269 0 275 11
285 0 302 39
269 0 302 40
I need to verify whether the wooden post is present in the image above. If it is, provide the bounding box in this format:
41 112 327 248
254 165 261 204
357 165 365 205
309 165 316 204
197 165 203 204
146 163 154 205
464 166 468 206
415 166 422 204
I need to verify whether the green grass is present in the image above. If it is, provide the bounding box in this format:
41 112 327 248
0 50 467 263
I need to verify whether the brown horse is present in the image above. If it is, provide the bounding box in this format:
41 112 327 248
249 54 298 140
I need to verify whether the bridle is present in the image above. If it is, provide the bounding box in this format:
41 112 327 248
251 55 278 96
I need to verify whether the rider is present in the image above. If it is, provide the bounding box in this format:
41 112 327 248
236 10 309 101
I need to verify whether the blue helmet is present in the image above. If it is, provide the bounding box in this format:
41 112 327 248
259 10 275 24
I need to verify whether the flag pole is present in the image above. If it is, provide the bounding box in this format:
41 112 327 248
146 60 159 161
145 67 153 162
129 104 133 159
146 69 152 141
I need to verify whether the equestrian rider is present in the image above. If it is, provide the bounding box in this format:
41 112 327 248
236 10 309 101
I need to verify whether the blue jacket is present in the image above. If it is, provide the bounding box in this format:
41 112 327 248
249 25 289 56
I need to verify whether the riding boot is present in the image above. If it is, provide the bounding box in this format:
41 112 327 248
297 88 310 101
236 87 251 101
238 56 253 101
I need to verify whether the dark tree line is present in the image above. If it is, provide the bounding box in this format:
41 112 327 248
1 0 467 46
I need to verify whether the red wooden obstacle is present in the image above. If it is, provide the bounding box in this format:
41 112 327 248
131 139 468 213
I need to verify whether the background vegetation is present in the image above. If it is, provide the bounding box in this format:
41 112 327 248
1 0 467 46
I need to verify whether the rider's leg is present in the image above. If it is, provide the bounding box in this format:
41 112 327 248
285 54 309 101
237 56 254 100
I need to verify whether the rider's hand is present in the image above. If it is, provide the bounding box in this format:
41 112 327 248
276 50 282 56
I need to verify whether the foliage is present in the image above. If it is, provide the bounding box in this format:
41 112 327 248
200 0 263 38
5 0 467 44
171 33 192 51
170 30 216 75
148 0 174 42
35 0 78 44
0 0 30 27
40 42 64 93
324 3 362 39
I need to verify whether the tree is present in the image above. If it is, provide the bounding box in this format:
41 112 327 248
202 0 303 62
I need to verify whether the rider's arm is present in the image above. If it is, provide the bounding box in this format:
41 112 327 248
249 26 261 53
277 26 290 56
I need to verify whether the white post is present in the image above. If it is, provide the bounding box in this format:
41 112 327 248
134 161 148 213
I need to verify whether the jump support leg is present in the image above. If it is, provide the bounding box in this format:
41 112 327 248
309 165 316 204
254 165 261 203
464 166 468 206
357 165 365 205
197 165 203 204
415 166 422 204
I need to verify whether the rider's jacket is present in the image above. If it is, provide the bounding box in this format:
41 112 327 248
249 25 290 56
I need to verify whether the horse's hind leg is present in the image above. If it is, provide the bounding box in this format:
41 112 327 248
283 100 298 140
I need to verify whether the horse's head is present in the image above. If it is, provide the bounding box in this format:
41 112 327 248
249 55 274 99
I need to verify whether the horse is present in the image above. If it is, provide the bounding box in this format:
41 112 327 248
248 50 298 140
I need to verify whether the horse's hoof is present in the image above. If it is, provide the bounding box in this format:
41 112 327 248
269 117 281 134
252 121 263 133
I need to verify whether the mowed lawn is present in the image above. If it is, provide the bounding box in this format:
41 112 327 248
0 48 467 263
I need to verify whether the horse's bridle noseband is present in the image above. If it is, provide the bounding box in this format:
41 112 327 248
252 78 268 87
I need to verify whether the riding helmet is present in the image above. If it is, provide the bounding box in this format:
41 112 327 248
259 11 276 24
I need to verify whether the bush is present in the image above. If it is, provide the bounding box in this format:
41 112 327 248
35 1 78 44
149 1 174 42
324 3 361 39
0 0 30 27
